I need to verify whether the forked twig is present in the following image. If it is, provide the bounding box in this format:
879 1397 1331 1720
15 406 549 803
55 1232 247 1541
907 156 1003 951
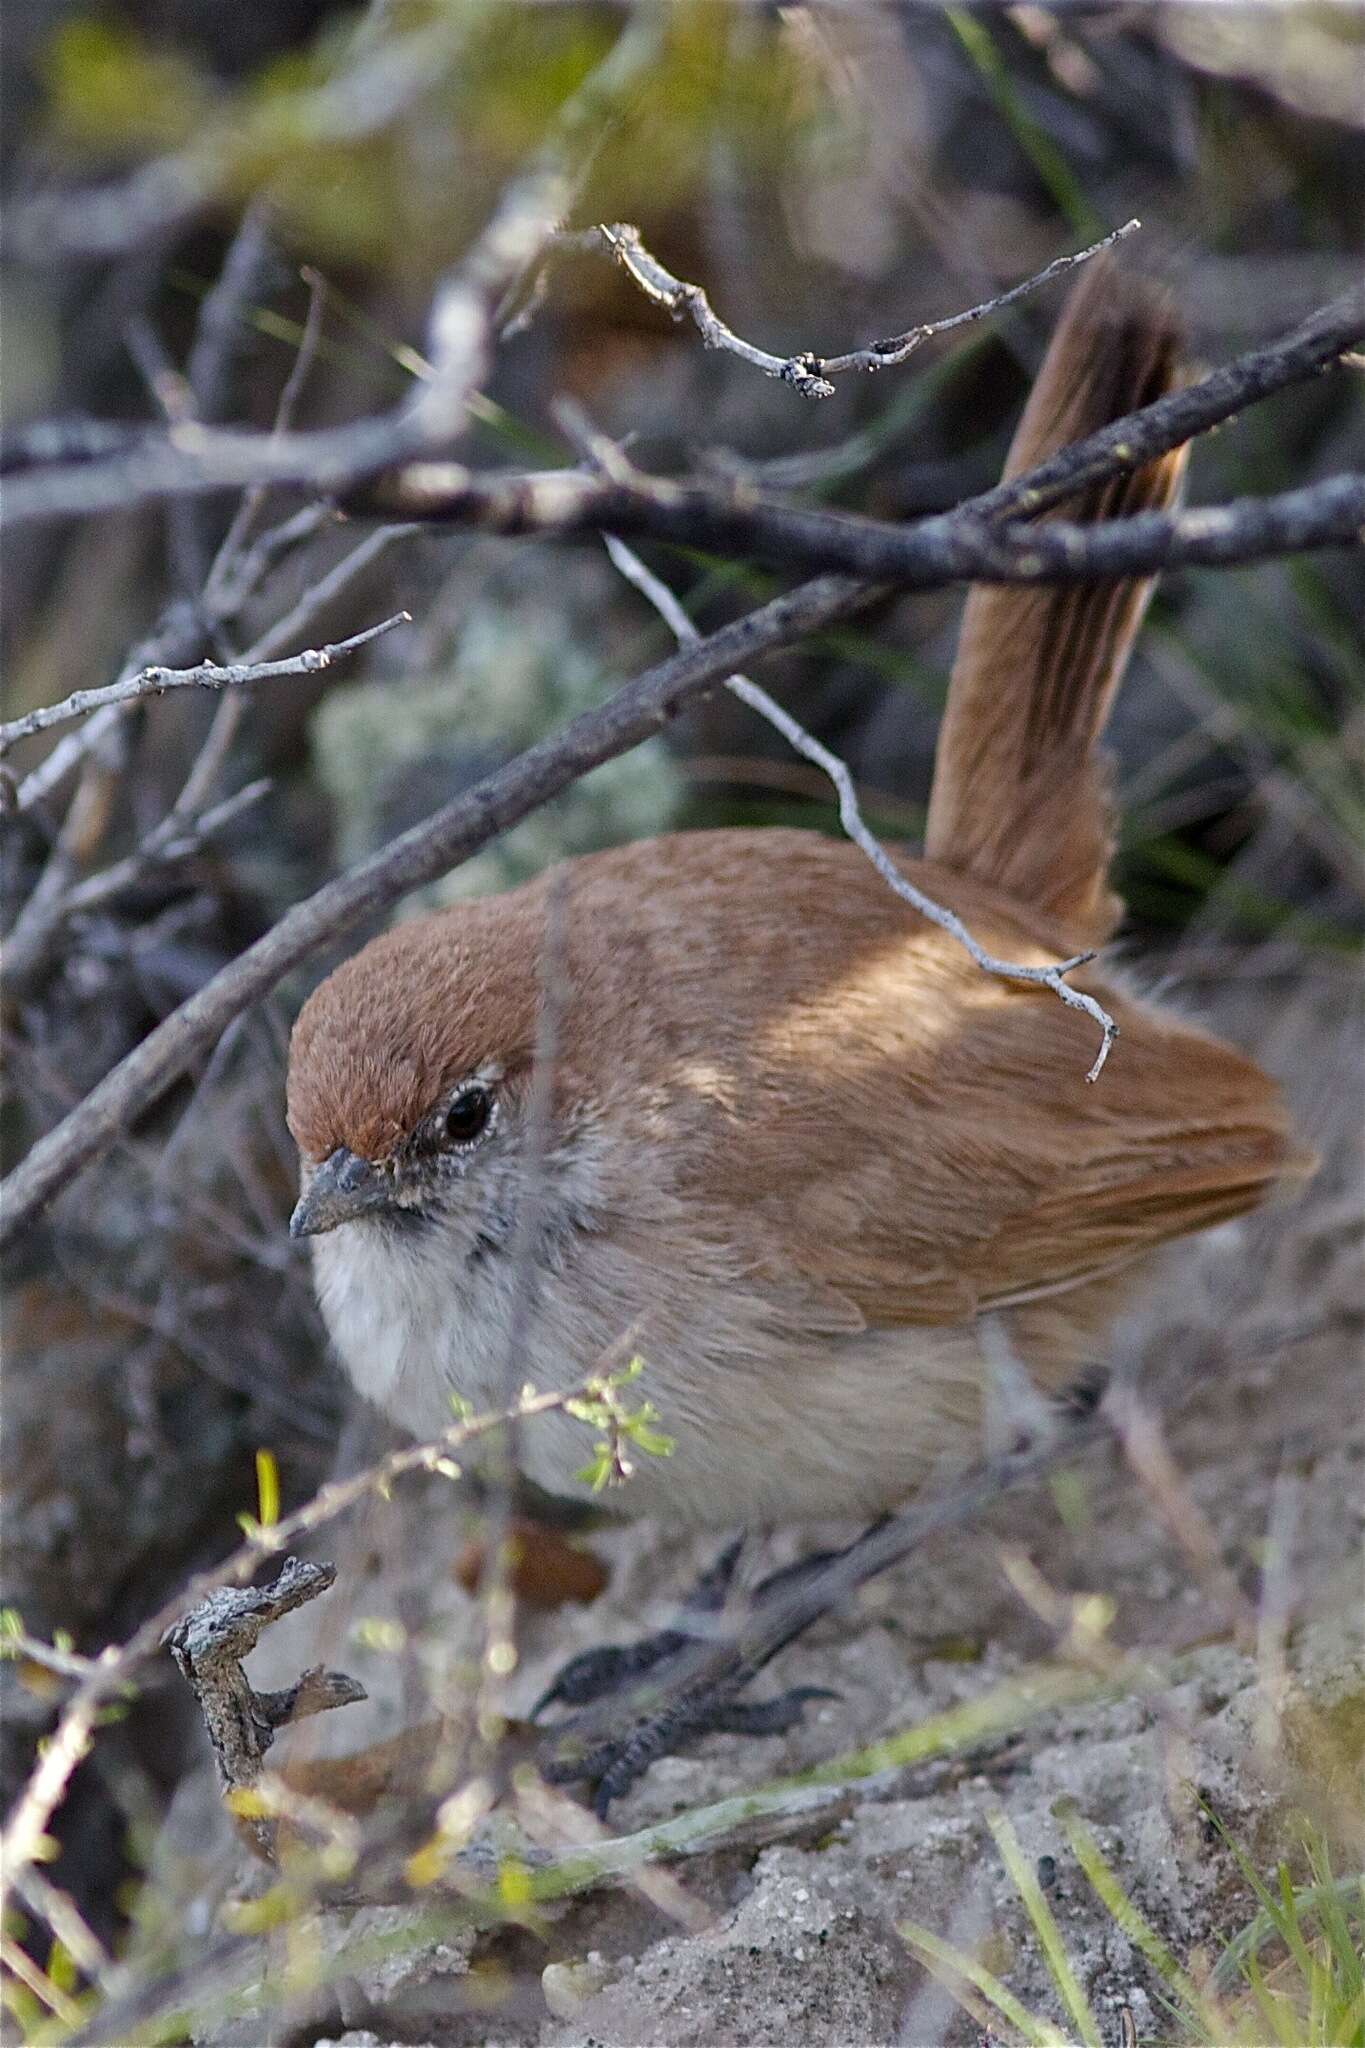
164 1559 366 1860
0 1373 634 1918
594 217 1140 395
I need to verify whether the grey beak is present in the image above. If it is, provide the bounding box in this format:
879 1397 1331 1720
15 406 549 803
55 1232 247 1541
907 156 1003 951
289 1146 394 1240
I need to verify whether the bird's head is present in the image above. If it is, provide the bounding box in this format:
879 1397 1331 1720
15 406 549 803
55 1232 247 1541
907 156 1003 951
285 901 546 1244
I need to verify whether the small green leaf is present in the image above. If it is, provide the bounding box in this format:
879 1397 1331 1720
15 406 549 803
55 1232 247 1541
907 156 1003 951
575 1445 616 1493
254 1448 280 1529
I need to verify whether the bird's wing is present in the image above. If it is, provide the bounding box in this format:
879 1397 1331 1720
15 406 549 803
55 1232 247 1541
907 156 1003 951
722 909 1310 1332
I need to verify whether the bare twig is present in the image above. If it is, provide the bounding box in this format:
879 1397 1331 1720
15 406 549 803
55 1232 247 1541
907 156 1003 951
1108 1383 1257 1641
1 15 661 532
164 1559 366 1859
1 1935 85 2028
68 1651 1116 2048
6 284 1362 1233
16 280 1352 831
4 11 472 263
6 527 419 987
185 203 274 426
603 533 1117 1075
173 525 419 840
19 778 272 946
201 260 329 616
0 1375 624 1919
0 1630 102 1684
0 614 409 756
13 1868 110 1987
594 218 1139 395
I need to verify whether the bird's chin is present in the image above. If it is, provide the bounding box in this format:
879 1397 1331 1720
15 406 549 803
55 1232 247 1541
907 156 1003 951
372 1201 437 1236
382 1196 435 1228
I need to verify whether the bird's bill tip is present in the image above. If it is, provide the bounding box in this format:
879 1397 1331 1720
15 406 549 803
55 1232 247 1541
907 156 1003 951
289 1145 392 1239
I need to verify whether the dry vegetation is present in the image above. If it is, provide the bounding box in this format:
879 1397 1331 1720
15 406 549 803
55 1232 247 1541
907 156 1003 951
2 5 1362 2044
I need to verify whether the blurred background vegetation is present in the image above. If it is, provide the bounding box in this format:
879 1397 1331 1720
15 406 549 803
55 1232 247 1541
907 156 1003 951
1 0 1362 2022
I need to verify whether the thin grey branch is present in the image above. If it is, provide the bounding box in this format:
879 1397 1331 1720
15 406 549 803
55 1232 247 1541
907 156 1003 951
603 535 1116 1078
201 262 329 616
6 287 1362 1231
595 218 1139 394
24 779 271 942
7 530 419 995
0 614 409 757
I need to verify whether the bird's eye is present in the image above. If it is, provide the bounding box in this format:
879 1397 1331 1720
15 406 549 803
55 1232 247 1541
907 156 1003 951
444 1084 493 1147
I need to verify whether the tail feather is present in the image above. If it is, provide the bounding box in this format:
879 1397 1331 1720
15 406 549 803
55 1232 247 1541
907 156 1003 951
924 255 1188 944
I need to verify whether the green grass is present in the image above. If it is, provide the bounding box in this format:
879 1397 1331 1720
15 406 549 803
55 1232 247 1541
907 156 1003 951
901 1808 1365 2048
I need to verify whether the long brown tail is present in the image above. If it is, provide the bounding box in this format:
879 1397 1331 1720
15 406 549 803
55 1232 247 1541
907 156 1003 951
924 255 1188 944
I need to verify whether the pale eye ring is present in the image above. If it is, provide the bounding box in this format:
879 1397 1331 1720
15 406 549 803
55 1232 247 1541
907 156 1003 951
444 1083 494 1148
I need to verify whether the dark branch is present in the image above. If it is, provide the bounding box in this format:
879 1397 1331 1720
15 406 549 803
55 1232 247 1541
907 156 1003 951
354 463 1365 588
4 287 1360 1242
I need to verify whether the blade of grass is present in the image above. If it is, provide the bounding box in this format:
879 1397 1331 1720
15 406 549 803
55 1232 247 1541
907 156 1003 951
947 11 1098 237
900 1920 1069 2047
1053 1800 1221 2038
987 1808 1102 2048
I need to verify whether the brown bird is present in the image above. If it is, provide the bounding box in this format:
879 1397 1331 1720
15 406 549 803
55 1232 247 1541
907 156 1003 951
287 259 1311 1548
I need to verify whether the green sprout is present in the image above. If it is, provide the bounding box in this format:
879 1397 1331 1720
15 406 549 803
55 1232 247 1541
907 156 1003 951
564 1355 676 1493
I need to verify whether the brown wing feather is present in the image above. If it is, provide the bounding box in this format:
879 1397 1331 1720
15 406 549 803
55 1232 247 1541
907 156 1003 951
632 835 1314 1335
924 255 1188 944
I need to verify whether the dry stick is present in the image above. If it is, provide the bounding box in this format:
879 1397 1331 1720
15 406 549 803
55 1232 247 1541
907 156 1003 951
1108 1383 1257 1641
596 217 1139 395
38 779 271 929
5 537 417 990
14 1868 110 1987
163 1559 366 1860
5 7 642 831
185 202 274 428
201 261 329 618
0 14 660 529
603 533 1116 1076
13 217 282 824
2 28 659 1198
4 8 474 267
0 614 408 756
0 1935 85 2030
0 1378 615 1920
176 525 419 831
